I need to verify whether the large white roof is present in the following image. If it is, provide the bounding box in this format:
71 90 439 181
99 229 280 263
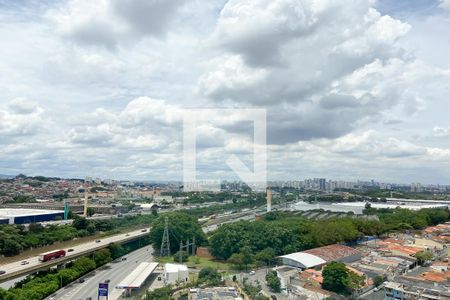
117 262 158 288
164 263 188 273
0 208 64 217
280 252 326 268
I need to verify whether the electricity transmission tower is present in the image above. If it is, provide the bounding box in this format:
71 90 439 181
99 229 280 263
160 217 171 257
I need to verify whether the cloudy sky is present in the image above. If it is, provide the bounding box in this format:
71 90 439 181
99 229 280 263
0 0 449 184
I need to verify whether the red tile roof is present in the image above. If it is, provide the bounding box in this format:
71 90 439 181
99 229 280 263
420 271 450 282
303 244 360 262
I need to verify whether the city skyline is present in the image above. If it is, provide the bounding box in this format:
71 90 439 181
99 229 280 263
1 0 450 183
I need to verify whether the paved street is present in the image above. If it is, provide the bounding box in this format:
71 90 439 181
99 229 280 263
46 245 154 300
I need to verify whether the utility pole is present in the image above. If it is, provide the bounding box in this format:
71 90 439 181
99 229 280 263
160 217 171 257
178 238 196 263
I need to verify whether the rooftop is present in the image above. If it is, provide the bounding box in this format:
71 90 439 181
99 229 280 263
117 262 158 289
0 208 64 217
303 244 360 261
280 252 326 269
165 263 188 273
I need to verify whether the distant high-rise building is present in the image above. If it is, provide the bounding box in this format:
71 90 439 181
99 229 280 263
319 178 326 191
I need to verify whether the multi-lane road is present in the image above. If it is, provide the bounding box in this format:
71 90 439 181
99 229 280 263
46 245 155 300
0 228 150 283
1 204 275 296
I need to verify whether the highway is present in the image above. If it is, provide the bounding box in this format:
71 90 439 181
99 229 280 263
0 228 150 283
46 246 155 300
0 204 275 290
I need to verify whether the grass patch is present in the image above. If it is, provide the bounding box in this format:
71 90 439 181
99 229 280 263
157 255 232 270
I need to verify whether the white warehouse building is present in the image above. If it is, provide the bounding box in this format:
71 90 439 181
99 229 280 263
163 263 189 285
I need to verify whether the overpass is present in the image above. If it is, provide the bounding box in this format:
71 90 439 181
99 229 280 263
0 228 150 283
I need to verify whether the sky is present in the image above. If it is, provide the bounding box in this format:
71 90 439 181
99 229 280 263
0 0 449 184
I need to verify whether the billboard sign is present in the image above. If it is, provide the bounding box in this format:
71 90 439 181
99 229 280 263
98 282 109 298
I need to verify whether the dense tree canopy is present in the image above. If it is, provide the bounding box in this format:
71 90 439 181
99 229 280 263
149 212 206 254
198 267 221 285
209 208 449 261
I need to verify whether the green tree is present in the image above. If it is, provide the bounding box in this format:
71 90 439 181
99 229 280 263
149 212 206 254
145 285 172 300
322 262 364 295
198 267 221 285
415 251 434 265
93 249 112 267
255 248 276 267
373 275 385 287
73 257 96 274
322 262 347 294
2 239 22 256
108 243 125 259
72 216 90 230
241 246 254 271
242 278 263 299
87 207 95 217
86 223 96 235
265 270 281 293
228 253 245 269
173 250 189 263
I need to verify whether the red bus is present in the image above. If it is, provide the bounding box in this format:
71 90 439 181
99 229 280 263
38 249 66 262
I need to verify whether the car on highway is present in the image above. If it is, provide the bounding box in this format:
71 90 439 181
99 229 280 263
79 278 85 283
126 233 130 236
105 279 110 283
0 270 6 275
249 271 255 275
122 257 127 261
68 248 74 252
95 240 101 243
21 261 29 265
141 229 147 232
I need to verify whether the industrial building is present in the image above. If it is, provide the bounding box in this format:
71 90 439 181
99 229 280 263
0 208 64 225
280 244 361 270
163 263 189 285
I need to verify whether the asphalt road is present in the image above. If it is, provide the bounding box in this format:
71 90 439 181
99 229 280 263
0 228 150 282
46 245 154 300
